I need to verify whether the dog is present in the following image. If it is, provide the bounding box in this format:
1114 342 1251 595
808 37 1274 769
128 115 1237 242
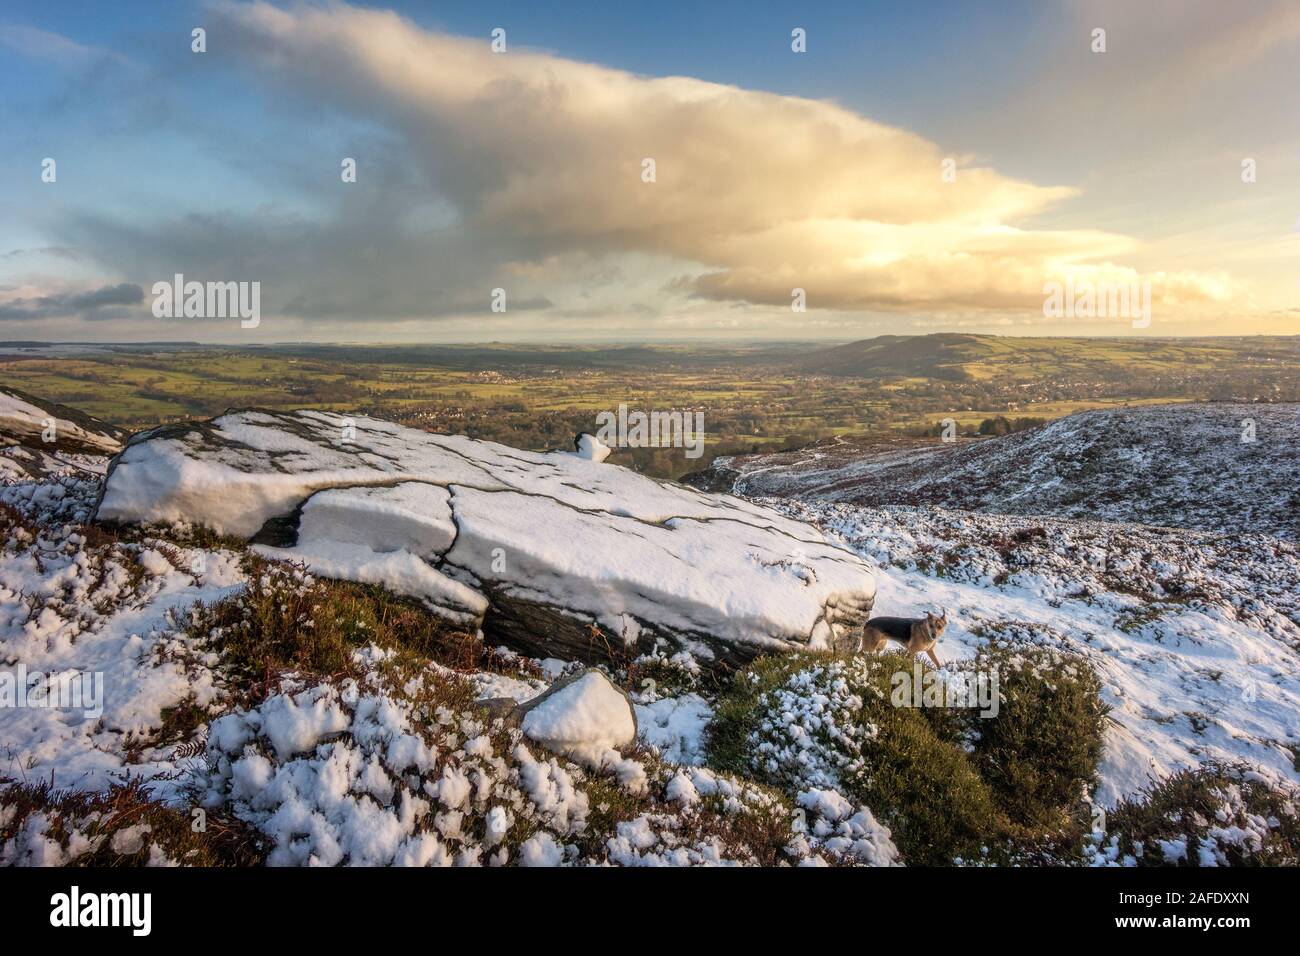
860 610 947 667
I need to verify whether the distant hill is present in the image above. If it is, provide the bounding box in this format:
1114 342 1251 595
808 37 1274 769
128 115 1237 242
798 333 1300 382
688 402 1300 539
799 332 996 380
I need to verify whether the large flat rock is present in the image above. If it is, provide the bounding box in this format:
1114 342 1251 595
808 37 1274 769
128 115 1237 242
95 410 875 666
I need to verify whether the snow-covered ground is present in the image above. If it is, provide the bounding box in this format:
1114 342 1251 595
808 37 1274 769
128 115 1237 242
3 403 1298 865
694 403 1300 540
6 468 1295 815
0 473 887 866
0 474 245 796
775 499 1300 805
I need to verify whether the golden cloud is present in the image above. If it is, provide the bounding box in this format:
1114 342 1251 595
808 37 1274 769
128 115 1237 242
216 1 1233 314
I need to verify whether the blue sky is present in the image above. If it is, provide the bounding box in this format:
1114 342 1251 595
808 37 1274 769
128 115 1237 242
2 0 1297 342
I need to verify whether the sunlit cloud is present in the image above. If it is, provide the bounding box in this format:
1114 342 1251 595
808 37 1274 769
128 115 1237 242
209 0 1231 320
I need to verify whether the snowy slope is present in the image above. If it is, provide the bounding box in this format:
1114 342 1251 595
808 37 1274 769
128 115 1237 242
9 464 1296 811
2 445 1298 865
0 476 893 867
3 392 1298 866
774 498 1300 805
692 403 1300 539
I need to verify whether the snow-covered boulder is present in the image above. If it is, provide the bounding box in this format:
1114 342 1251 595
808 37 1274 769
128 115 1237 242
1 386 124 480
513 668 637 763
94 409 875 666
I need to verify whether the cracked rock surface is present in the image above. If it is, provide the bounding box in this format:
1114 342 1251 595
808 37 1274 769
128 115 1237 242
95 409 875 666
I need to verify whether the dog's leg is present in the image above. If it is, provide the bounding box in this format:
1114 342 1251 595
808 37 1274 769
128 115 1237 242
926 647 942 668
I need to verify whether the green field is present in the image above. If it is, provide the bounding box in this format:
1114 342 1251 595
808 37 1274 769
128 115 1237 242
3 334 1297 478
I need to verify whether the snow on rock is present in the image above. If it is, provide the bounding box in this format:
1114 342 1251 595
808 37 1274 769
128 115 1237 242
516 668 637 765
1 386 122 481
94 409 876 666
572 433 611 463
473 659 712 767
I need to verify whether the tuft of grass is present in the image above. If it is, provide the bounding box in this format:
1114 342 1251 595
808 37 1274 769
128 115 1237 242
0 500 37 544
624 649 706 699
0 778 266 866
189 556 481 686
144 520 247 553
683 788 800 866
154 699 215 748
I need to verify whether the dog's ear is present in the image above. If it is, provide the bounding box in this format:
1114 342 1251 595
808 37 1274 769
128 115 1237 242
938 609 947 624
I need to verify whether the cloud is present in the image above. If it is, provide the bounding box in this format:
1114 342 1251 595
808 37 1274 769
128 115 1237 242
1064 0 1300 93
0 282 144 321
18 0 1242 340
193 0 1229 317
1 246 80 261
0 24 130 66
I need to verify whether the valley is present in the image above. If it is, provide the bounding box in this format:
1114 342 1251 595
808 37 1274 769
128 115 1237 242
3 333 1297 478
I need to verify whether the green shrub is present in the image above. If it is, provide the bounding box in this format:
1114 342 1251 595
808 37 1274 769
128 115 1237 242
707 653 812 778
708 651 1005 865
708 645 1111 864
958 642 1108 828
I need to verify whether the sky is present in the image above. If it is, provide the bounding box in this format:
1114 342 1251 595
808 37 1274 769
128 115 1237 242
1 0 1297 343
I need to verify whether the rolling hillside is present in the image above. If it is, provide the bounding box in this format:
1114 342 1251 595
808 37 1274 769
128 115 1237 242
798 333 1300 384
689 402 1300 539
2 389 1298 868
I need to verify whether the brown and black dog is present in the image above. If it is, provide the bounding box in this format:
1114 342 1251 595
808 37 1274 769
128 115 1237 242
860 610 947 667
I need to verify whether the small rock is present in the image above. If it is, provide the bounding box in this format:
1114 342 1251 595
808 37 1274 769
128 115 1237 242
473 697 522 728
490 668 637 763
572 432 611 462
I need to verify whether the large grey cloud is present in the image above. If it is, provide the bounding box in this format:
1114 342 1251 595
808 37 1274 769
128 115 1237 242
0 282 143 321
